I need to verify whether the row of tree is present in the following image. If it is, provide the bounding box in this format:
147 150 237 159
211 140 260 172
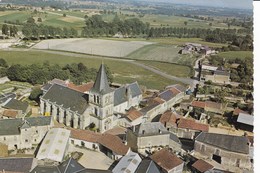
1 24 18 37
21 17 78 39
0 59 113 85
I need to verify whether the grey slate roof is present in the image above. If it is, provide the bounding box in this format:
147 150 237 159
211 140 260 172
114 87 127 106
91 64 112 95
30 158 85 173
0 157 34 172
159 90 175 101
2 98 29 113
140 103 160 114
114 82 142 106
78 169 112 173
134 122 169 137
42 84 88 114
135 159 160 173
0 92 16 104
196 132 249 154
0 116 52 136
170 133 182 145
58 157 85 173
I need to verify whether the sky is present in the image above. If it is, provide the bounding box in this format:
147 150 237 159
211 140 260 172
154 0 253 10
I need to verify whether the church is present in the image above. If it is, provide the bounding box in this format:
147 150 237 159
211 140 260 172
40 64 142 132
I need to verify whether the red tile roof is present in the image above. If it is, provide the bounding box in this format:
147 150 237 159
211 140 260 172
2 109 19 118
177 118 209 132
68 82 94 93
192 159 214 172
205 101 222 110
153 97 165 104
169 87 181 96
151 148 183 171
104 126 127 136
98 134 129 155
192 101 206 109
159 110 179 126
126 107 143 122
69 128 102 143
233 108 248 116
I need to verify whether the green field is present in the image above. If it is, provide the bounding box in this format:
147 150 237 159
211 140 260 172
0 50 179 89
0 10 85 31
138 61 192 78
216 51 253 60
127 44 197 66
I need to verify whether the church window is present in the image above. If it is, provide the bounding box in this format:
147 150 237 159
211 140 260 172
95 108 98 116
97 96 100 104
94 95 96 103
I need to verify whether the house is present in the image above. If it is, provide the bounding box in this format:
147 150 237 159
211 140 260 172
36 128 71 163
173 118 209 139
194 132 252 170
69 128 102 151
236 113 254 132
200 67 230 84
192 101 225 115
0 157 36 173
150 148 184 173
126 122 170 155
159 110 181 130
40 64 142 133
112 151 142 173
98 133 130 160
0 92 16 105
30 157 86 173
135 159 161 173
2 98 30 115
0 116 53 150
192 159 214 173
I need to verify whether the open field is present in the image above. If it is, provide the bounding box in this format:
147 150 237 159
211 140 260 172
216 51 253 60
0 50 178 89
127 44 197 65
32 38 154 58
102 37 228 48
138 61 192 78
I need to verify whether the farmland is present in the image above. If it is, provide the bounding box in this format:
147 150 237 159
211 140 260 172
32 38 154 58
0 50 179 90
127 44 197 65
216 51 253 60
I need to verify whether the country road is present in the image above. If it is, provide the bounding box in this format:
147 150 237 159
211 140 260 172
4 48 198 89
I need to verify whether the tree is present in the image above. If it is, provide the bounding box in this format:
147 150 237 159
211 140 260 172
63 13 66 17
184 21 188 26
0 58 8 68
2 24 9 35
27 17 35 24
29 86 43 103
37 17 42 22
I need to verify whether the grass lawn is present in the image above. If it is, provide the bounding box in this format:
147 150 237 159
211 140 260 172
138 61 192 78
127 44 197 66
0 50 178 89
216 51 253 60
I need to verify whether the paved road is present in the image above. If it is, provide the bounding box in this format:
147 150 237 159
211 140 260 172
5 48 198 88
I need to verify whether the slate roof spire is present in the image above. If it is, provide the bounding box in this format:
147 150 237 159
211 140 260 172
91 63 112 94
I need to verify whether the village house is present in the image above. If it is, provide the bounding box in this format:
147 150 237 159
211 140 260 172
69 128 102 151
0 116 53 150
140 84 186 121
1 109 22 119
98 133 130 160
40 64 142 133
151 148 184 173
118 107 144 127
191 101 226 115
1 98 30 115
126 122 170 155
194 132 253 170
179 43 215 56
112 151 142 173
0 92 16 105
200 66 230 84
235 112 254 132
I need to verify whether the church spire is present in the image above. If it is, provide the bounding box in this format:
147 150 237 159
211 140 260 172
91 64 112 94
